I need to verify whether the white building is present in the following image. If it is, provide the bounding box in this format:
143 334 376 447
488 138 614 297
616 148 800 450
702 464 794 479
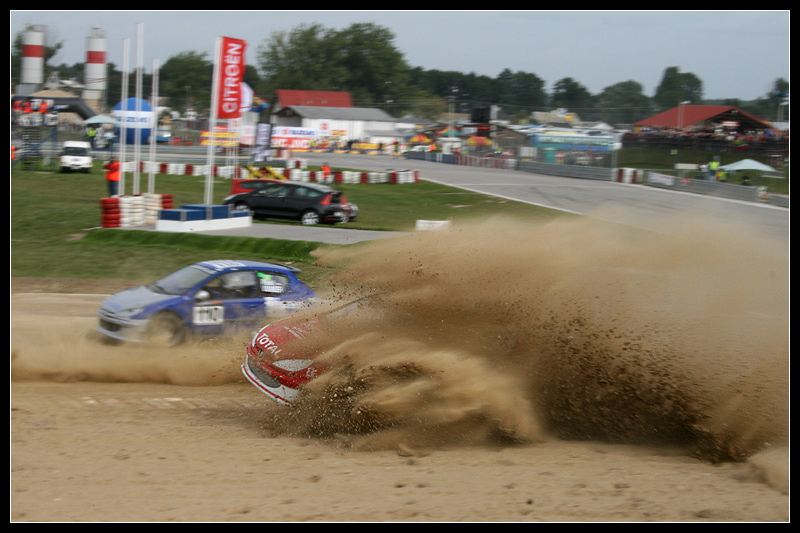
271 105 399 143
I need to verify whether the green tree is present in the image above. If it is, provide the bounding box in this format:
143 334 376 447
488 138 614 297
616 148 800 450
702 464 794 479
495 69 547 113
653 66 704 109
595 80 653 125
551 77 594 113
256 22 427 116
159 51 214 114
257 23 342 94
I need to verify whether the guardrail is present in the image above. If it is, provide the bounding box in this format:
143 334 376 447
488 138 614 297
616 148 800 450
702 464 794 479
517 161 614 180
408 149 788 209
644 172 789 208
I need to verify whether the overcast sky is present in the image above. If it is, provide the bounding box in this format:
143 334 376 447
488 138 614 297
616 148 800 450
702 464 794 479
10 10 790 102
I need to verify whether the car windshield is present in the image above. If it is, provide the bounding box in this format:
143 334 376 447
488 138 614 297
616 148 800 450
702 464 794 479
149 265 212 295
63 147 89 156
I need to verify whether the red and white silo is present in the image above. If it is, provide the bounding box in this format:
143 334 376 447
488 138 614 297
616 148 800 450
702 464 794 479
21 24 45 85
83 26 107 105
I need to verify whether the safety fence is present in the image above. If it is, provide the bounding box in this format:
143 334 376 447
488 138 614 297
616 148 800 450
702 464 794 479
118 159 419 185
408 149 788 208
643 172 789 208
517 160 615 181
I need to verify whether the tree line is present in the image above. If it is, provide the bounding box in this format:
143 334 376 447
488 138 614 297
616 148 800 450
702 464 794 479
11 22 789 126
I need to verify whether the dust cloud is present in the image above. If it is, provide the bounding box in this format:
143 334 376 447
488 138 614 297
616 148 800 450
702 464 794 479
280 213 790 463
10 306 247 387
10 211 789 468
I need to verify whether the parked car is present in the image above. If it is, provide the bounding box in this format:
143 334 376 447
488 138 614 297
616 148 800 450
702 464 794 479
223 180 357 225
242 296 380 405
96 260 318 347
59 141 93 173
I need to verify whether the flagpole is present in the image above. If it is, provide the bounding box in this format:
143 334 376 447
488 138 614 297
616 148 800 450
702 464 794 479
148 57 159 194
133 22 143 196
119 38 129 197
206 37 221 207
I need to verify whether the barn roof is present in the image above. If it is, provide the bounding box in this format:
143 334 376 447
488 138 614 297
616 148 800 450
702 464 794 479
633 105 772 130
273 90 353 109
274 105 395 122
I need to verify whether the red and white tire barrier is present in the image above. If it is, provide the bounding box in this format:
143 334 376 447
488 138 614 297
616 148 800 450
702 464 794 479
615 168 641 184
143 193 174 224
101 193 174 228
115 159 417 184
283 168 419 184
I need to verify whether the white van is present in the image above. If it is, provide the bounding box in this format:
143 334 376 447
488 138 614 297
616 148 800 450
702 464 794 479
59 141 93 173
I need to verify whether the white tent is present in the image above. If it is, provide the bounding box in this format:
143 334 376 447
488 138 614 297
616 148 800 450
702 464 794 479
83 115 120 126
719 159 776 172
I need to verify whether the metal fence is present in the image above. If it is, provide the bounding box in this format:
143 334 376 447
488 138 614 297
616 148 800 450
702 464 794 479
407 149 788 209
643 172 789 208
517 160 614 180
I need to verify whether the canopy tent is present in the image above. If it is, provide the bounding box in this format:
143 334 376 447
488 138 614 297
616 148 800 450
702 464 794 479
466 136 493 146
437 126 461 137
719 159 777 172
83 115 120 126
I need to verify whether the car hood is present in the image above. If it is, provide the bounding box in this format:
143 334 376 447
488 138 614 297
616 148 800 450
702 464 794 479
100 285 178 313
251 315 325 360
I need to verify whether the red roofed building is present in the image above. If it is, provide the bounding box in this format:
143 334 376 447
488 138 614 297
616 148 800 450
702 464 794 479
633 104 772 131
272 90 353 113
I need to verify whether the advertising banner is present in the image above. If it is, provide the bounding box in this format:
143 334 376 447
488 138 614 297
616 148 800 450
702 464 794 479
251 123 273 163
269 126 318 150
216 37 247 120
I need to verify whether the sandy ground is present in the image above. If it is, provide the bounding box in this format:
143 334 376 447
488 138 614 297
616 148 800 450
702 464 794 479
9 215 791 522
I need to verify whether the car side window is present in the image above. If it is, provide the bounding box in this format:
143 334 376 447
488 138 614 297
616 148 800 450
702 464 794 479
261 184 290 197
294 187 322 199
202 271 260 299
256 271 289 295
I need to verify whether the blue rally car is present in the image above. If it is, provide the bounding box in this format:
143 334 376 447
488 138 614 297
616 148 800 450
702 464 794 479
96 260 318 346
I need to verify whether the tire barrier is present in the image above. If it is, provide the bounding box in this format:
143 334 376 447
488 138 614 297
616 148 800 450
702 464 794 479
101 193 174 228
118 195 145 227
143 193 174 224
282 168 419 185
100 196 121 228
615 168 641 184
104 159 418 185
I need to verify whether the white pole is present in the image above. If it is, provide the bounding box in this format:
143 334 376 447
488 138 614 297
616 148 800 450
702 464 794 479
133 22 143 195
119 38 129 197
205 37 221 206
148 57 159 194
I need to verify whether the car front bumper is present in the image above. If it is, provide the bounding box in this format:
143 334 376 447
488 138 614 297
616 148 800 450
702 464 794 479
241 354 300 406
96 308 150 343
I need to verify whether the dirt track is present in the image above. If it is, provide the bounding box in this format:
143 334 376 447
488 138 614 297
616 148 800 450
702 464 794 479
9 214 791 523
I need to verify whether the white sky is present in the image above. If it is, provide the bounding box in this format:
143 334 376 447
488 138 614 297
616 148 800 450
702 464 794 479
10 10 790 101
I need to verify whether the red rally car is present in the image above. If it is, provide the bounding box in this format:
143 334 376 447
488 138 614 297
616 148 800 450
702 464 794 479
241 296 375 405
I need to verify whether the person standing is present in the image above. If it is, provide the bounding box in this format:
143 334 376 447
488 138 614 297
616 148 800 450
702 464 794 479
103 157 120 197
321 162 332 184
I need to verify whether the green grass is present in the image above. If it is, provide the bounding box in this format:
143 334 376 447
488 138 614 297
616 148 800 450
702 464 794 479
10 162 563 284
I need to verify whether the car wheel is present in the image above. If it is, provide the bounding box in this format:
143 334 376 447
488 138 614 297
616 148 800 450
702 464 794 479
301 210 320 225
147 313 186 347
233 202 251 213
